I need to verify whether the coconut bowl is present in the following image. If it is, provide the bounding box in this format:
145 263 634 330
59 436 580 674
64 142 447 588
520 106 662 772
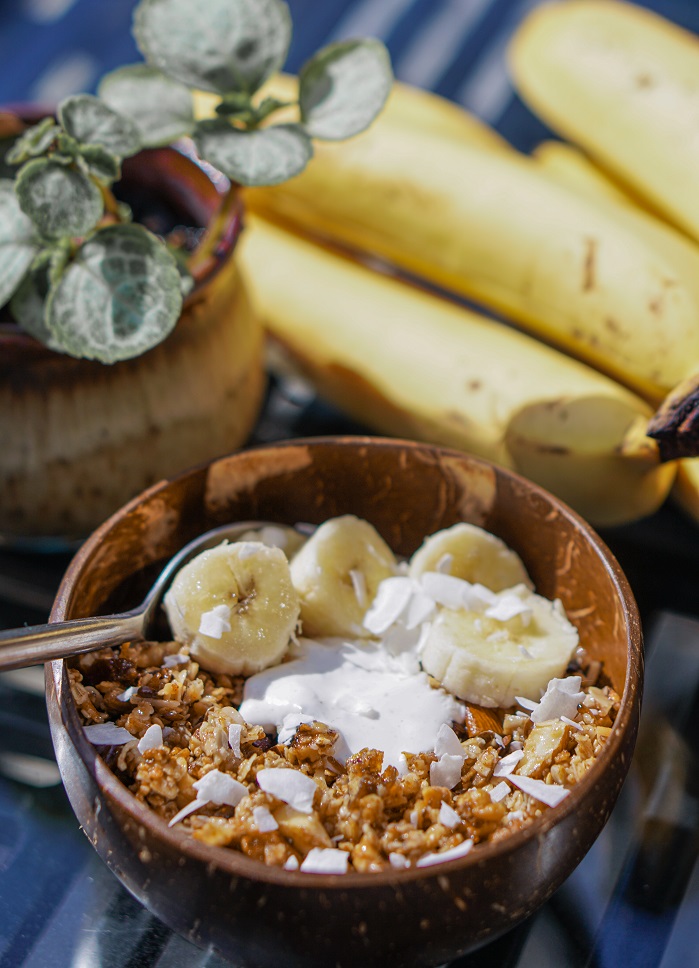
46 436 642 968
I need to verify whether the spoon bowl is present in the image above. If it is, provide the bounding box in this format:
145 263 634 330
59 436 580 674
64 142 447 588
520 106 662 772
0 520 293 671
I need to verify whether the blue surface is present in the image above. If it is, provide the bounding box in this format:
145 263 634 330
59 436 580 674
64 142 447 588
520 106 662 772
1 0 698 149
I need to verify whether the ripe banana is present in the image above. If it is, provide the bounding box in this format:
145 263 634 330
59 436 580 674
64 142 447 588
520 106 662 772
533 140 638 210
237 215 676 527
193 72 510 153
533 139 699 522
243 110 699 402
289 514 398 638
408 522 532 592
509 0 699 243
419 587 579 708
163 541 300 676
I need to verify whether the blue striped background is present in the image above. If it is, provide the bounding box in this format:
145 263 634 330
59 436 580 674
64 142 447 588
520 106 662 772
0 0 697 153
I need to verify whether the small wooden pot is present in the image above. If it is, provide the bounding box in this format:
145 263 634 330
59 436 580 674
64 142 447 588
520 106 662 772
0 147 265 544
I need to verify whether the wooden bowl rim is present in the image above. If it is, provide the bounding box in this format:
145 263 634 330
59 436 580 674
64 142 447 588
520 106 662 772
48 435 643 890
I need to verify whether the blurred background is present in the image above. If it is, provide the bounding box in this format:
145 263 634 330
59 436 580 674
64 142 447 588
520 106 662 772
0 0 697 152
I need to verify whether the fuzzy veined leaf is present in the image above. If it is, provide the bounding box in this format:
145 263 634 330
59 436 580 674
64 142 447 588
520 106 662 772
0 179 40 306
15 158 104 240
10 257 57 347
99 64 195 147
194 119 312 186
5 118 61 166
299 39 393 141
59 94 141 158
79 144 121 185
134 0 292 95
46 224 183 363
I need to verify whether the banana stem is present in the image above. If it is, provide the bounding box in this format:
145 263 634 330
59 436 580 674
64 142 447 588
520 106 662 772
646 372 699 461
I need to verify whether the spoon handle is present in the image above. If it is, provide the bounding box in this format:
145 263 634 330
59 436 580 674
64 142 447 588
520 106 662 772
0 612 145 671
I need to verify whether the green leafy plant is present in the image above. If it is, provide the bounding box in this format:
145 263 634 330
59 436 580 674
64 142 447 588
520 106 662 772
0 0 392 363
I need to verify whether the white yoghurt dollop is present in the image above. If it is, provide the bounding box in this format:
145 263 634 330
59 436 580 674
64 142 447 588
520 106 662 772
238 635 465 769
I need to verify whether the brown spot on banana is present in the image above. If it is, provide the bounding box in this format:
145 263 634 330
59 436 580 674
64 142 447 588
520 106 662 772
582 237 598 292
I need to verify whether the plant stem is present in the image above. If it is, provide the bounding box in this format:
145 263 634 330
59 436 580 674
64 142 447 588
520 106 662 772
187 184 242 283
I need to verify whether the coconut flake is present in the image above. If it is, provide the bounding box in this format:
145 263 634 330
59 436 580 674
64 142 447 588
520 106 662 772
300 847 349 875
489 781 511 803
416 839 474 868
515 696 538 712
228 723 243 757
430 753 464 790
493 749 525 777
349 569 368 609
193 769 247 807
485 591 532 624
137 724 163 754
438 801 461 828
168 797 206 827
389 852 410 869
435 553 453 574
420 572 473 610
434 723 465 760
530 676 584 724
405 588 436 630
83 723 135 746
363 577 415 634
257 768 318 813
117 686 137 702
277 713 315 745
162 652 189 668
283 855 299 871
253 805 279 832
506 774 570 807
198 603 232 639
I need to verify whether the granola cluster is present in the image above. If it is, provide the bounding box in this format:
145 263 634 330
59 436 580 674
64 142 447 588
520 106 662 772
70 640 618 873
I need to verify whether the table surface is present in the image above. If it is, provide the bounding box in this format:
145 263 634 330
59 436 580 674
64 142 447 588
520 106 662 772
2 2 699 967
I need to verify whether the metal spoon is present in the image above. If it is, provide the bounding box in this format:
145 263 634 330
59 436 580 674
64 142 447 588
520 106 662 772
0 521 297 672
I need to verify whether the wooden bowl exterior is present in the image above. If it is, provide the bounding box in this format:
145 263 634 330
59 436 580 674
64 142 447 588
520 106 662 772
46 437 642 967
0 148 264 544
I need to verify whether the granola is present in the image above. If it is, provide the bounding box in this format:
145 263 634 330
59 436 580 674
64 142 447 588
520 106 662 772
71 640 619 873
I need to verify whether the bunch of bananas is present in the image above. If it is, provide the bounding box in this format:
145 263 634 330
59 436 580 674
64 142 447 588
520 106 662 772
196 0 699 527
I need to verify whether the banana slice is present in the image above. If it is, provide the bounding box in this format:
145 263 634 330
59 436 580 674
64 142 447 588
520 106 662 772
408 522 532 592
163 541 300 676
237 523 308 558
289 514 398 638
420 588 578 708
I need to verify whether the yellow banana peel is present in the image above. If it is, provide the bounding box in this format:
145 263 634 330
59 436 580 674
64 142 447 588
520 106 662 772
532 140 639 210
245 118 699 403
534 142 699 526
237 215 675 527
193 72 510 152
509 0 699 243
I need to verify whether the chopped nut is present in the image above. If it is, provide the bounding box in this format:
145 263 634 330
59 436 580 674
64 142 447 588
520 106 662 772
518 721 569 779
274 804 333 853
